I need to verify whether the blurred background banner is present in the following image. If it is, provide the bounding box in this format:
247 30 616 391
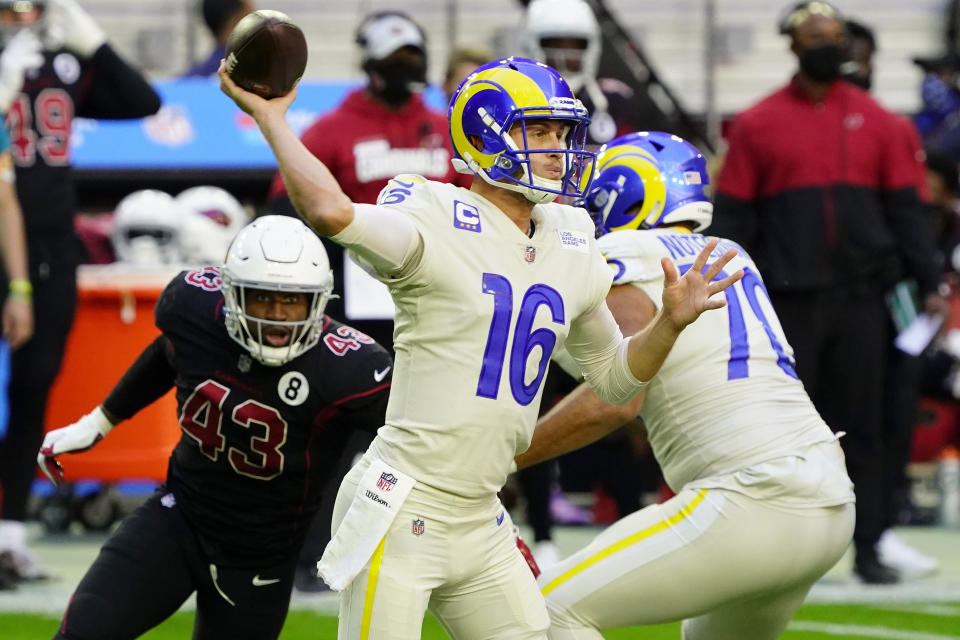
70 79 450 170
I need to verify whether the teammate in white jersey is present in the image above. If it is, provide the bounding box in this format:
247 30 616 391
516 132 856 640
219 57 741 639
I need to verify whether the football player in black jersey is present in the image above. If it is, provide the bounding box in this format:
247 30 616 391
37 216 392 640
0 0 161 579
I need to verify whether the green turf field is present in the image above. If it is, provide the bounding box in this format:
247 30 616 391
2 602 958 639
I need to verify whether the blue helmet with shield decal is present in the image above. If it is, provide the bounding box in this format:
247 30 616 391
448 56 595 204
584 131 712 236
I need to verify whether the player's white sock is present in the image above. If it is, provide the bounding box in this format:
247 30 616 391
877 530 938 579
0 520 48 580
0 520 27 551
533 540 560 569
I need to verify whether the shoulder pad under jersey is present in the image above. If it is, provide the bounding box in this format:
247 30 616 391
155 267 225 335
598 230 666 287
376 174 430 207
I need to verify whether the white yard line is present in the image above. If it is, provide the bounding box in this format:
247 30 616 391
807 581 960 604
0 587 341 615
874 604 960 617
788 621 960 640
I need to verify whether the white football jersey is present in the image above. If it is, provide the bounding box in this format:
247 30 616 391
599 228 843 494
349 176 617 497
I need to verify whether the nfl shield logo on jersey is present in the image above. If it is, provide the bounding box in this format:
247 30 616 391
412 519 425 536
524 246 537 263
377 473 398 491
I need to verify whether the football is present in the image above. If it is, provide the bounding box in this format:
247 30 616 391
225 10 308 99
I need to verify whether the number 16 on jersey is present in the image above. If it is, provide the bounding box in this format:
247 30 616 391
476 273 565 406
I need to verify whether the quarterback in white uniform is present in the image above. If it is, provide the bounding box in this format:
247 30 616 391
517 132 856 640
220 58 741 640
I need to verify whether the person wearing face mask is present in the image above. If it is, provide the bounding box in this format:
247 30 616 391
712 0 943 584
264 9 465 593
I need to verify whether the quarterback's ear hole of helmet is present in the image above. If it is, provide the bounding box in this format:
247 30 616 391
468 134 484 151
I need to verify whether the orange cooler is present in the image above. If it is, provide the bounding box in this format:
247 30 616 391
43 266 184 483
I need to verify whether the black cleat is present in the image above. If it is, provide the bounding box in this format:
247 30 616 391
0 552 20 591
854 555 901 584
293 564 330 593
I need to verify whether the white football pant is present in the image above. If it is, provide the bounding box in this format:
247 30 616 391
539 486 854 640
333 452 549 640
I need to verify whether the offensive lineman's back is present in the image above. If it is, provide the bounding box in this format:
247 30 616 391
599 228 845 495
525 131 855 640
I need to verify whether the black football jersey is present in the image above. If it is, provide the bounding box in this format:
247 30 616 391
4 45 159 262
9 50 91 242
155 267 392 566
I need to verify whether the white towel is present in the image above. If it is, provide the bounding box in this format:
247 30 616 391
317 457 415 591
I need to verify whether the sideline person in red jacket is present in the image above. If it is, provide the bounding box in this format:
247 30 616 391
711 0 942 585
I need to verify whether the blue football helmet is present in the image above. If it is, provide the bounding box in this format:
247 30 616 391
448 56 595 204
584 131 712 236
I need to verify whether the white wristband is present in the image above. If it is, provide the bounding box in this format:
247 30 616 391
89 405 115 437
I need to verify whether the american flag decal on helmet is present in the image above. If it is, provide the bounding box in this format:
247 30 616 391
377 473 398 491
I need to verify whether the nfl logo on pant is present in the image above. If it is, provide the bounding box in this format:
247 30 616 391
377 473 397 491
412 519 425 536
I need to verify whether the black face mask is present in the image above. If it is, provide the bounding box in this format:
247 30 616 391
799 43 845 82
369 59 427 107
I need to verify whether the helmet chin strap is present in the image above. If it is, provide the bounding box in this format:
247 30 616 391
527 175 564 202
493 132 563 204
244 336 293 367
456 156 563 204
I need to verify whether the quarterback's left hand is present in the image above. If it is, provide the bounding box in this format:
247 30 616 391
37 406 114 485
46 0 106 58
660 237 742 331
